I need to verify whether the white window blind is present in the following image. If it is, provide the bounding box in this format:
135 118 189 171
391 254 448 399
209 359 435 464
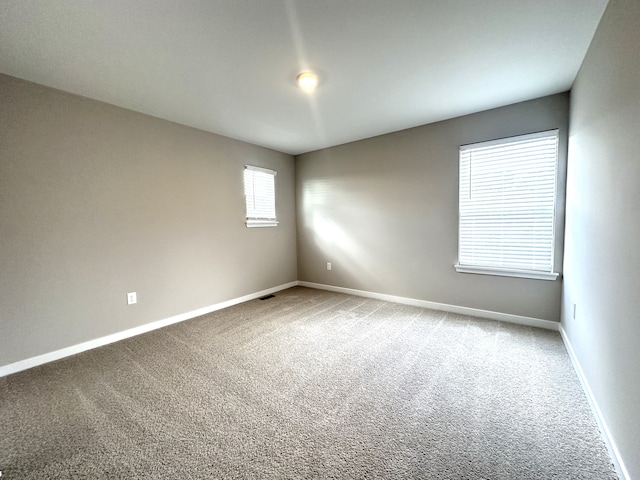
455 130 559 280
244 165 278 227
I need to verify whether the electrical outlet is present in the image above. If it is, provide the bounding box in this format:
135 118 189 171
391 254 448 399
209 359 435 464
127 292 137 305
326 262 332 271
572 303 577 319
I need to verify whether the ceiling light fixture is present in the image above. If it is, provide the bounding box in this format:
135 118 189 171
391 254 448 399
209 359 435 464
296 71 319 93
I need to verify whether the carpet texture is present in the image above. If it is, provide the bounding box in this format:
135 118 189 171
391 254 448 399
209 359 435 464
0 287 617 479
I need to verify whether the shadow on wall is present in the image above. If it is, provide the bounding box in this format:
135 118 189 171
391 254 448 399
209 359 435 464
301 178 412 292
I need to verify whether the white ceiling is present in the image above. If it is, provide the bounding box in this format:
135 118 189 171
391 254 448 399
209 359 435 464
0 1 608 155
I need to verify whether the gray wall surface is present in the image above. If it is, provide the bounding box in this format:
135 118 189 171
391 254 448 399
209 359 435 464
296 94 569 322
562 0 640 477
0 74 297 367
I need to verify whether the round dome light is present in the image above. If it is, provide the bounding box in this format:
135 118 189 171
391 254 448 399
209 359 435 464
297 71 319 92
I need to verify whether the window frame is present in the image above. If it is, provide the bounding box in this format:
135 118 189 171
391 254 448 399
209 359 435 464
244 165 278 228
454 129 561 281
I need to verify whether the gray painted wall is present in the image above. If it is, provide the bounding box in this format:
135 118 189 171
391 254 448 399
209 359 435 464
0 74 297 367
562 0 640 477
296 94 569 322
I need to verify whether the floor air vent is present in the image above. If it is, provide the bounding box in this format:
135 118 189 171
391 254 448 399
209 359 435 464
259 294 275 300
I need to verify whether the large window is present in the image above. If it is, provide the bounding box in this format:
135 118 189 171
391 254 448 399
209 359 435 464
244 165 278 227
455 130 560 280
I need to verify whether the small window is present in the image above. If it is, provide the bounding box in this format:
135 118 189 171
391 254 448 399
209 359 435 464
244 165 278 227
455 130 560 280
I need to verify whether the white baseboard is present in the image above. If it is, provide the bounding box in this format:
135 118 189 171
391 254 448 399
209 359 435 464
298 281 560 331
0 280 559 377
559 326 629 480
0 281 298 378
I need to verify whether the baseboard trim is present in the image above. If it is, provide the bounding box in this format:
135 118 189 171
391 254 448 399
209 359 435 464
559 325 629 480
0 280 560 377
298 281 559 331
0 281 298 378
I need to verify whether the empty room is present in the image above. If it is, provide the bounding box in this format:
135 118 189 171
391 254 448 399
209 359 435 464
1 1 638 479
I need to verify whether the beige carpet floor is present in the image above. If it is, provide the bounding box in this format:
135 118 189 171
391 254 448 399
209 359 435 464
0 287 617 479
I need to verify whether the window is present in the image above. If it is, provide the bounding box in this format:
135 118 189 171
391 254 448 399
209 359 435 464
455 130 560 280
244 165 278 227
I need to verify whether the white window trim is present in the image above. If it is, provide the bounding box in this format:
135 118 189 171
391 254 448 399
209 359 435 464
246 220 279 228
455 129 561 281
244 165 278 228
454 265 559 281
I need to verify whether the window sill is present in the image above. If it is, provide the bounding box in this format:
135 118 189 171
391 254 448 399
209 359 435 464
246 220 279 228
454 264 559 281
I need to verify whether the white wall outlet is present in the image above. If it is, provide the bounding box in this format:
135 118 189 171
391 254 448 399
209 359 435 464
326 262 332 271
572 303 577 319
127 292 137 305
